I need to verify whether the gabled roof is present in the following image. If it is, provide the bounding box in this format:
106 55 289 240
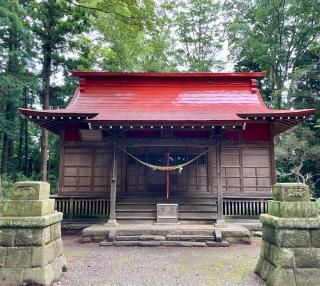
19 71 315 134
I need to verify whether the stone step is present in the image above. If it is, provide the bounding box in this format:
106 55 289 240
165 234 215 241
99 240 229 247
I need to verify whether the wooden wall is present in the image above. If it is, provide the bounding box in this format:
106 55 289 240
58 141 273 197
59 142 124 195
209 143 273 197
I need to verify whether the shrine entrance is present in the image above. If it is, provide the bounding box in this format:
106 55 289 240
125 146 209 197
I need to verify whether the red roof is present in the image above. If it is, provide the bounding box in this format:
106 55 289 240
19 72 315 133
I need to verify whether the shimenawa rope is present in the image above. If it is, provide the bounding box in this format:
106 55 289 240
115 143 216 173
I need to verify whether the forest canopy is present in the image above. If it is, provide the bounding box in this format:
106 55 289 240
0 0 319 197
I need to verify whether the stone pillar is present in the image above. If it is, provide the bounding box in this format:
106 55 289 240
255 183 320 286
0 181 67 286
106 143 119 227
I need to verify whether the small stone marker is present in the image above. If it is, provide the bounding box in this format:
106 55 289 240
156 204 178 224
255 183 320 286
272 182 310 202
0 181 67 286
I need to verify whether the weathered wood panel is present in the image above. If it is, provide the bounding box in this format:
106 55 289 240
60 143 120 195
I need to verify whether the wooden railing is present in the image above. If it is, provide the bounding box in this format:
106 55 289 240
52 196 110 221
51 195 270 221
223 197 270 218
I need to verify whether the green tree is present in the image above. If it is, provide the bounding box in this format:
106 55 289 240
72 0 174 72
170 0 225 72
29 0 89 181
276 126 320 195
0 0 34 195
226 0 320 108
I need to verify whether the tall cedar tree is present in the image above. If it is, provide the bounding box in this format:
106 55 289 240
30 0 87 181
0 0 33 194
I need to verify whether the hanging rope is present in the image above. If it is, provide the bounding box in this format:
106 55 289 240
115 143 216 173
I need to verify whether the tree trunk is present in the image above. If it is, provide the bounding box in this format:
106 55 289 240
40 34 52 181
23 88 29 176
1 100 14 174
18 117 24 171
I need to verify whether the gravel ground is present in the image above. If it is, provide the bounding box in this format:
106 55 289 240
54 236 266 286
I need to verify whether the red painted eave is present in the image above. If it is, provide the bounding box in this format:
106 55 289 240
238 108 315 118
19 108 98 118
71 71 267 78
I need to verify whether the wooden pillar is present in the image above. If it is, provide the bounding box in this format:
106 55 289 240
207 147 215 193
106 143 119 226
215 132 226 226
58 127 65 195
270 123 276 184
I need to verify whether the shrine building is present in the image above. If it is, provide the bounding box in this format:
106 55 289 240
19 71 315 224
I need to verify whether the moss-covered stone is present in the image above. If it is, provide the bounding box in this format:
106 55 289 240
254 256 264 274
266 268 296 286
6 247 32 268
261 240 271 259
268 201 319 218
23 255 67 286
277 248 295 269
50 222 61 240
55 238 64 257
310 229 320 247
0 229 15 246
259 258 274 281
276 229 311 248
272 183 310 202
23 263 55 286
12 181 50 201
30 227 50 246
31 240 57 267
0 247 7 267
3 199 55 217
0 212 63 228
294 268 320 286
260 214 320 229
262 224 276 245
14 228 34 246
294 248 320 268
0 268 24 286
258 183 320 286
0 181 66 286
